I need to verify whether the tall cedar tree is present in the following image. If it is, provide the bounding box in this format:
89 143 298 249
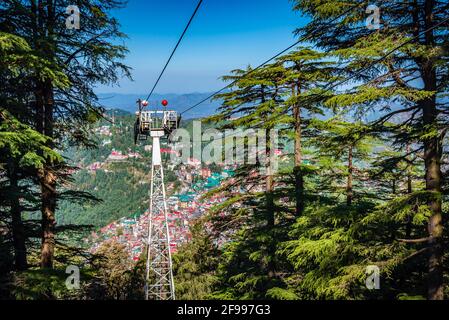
206 65 289 298
275 48 336 215
0 32 65 271
308 118 376 206
292 0 449 299
172 220 220 300
0 0 130 268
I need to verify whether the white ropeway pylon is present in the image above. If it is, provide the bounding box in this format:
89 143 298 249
144 130 176 300
134 98 178 300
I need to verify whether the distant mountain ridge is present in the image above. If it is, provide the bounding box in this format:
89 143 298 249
97 92 222 119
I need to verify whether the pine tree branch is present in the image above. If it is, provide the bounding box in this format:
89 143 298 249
402 247 431 262
63 31 108 65
397 237 431 243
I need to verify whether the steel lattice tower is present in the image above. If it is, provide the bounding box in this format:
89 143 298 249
144 131 175 300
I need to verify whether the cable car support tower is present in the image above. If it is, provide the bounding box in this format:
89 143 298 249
134 99 179 300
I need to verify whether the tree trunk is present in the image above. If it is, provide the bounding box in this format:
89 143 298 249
39 79 57 269
405 143 413 238
423 124 443 300
293 85 304 215
34 82 56 268
346 145 353 206
31 2 58 269
39 167 57 269
421 0 443 300
263 83 276 278
424 136 443 300
266 162 276 279
9 167 27 271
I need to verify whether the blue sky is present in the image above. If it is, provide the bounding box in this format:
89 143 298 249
97 0 307 94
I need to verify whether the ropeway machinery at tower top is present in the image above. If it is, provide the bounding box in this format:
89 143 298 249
134 98 180 144
133 98 180 300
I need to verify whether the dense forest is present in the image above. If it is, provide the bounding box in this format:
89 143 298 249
1 0 449 301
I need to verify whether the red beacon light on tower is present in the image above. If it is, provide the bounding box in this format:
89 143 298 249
133 98 181 144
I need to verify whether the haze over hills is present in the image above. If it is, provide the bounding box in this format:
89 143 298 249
97 92 222 119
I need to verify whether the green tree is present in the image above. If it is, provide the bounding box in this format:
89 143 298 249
292 0 449 299
173 221 219 300
308 118 376 206
89 240 134 300
0 31 65 272
0 0 131 268
276 48 335 215
0 110 62 271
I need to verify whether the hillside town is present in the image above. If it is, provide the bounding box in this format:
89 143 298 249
86 153 236 261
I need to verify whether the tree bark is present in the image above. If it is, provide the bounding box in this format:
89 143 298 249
34 80 56 269
8 167 28 271
424 134 443 300
39 79 57 269
405 143 413 238
346 145 353 206
421 0 443 300
30 2 58 269
260 86 277 278
293 84 304 215
39 167 57 269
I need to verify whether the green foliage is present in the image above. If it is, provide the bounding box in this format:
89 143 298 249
11 268 81 300
7 240 145 300
87 240 141 300
182 0 449 300
0 110 62 169
0 0 132 295
173 221 220 300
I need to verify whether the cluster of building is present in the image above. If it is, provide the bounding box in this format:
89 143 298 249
95 125 113 137
83 150 142 172
106 149 142 162
87 162 103 172
87 159 234 262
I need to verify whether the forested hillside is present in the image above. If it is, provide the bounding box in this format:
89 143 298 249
58 111 182 227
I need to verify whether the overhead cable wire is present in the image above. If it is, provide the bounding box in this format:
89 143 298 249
212 14 449 140
145 0 203 102
179 1 367 115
